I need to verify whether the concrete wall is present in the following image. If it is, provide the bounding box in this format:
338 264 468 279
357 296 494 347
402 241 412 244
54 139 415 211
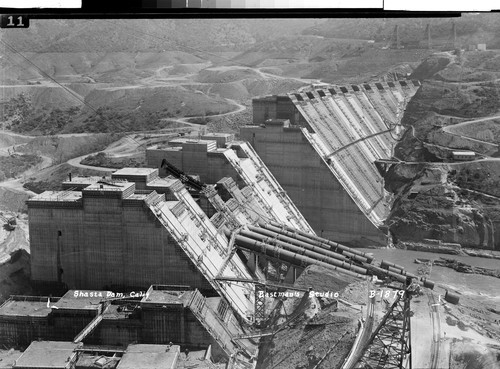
146 148 241 186
141 304 185 344
240 122 386 246
82 303 226 360
0 316 50 347
87 318 142 346
51 310 97 341
29 205 85 287
28 196 213 291
142 306 225 359
252 95 306 125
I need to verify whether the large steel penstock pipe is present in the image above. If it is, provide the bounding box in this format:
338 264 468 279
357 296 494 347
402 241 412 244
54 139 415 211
230 233 367 278
380 260 405 271
244 227 351 263
263 221 374 263
364 264 407 283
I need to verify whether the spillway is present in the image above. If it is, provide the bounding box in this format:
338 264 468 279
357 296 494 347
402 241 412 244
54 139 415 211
241 81 420 244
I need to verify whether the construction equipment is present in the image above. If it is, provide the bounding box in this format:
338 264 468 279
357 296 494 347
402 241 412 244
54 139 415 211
215 276 310 328
160 158 206 192
389 25 402 49
350 281 419 369
0 214 16 231
425 23 432 49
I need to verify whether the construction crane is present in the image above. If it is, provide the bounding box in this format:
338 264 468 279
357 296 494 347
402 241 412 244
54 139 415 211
425 23 432 49
389 25 402 49
445 21 458 50
349 280 421 369
160 158 206 192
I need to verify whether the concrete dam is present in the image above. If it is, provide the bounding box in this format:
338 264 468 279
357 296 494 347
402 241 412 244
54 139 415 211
241 80 420 246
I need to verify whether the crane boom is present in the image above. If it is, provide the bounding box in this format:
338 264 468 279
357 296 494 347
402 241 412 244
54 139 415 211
160 158 206 192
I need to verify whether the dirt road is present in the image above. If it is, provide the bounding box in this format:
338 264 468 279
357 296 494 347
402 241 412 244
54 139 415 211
0 154 53 196
66 154 116 172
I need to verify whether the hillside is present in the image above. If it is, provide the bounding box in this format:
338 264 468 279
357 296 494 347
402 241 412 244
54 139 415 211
231 35 431 83
23 163 114 194
3 16 497 136
0 19 317 53
0 19 318 135
302 14 500 47
16 133 117 164
1 51 206 84
398 50 500 160
386 50 500 251
386 164 500 249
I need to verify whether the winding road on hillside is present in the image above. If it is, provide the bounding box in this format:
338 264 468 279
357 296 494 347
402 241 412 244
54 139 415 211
67 96 247 172
199 64 325 87
440 113 500 148
0 153 53 196
0 76 248 177
96 62 319 94
404 124 500 164
443 113 500 131
160 97 246 127
0 57 393 196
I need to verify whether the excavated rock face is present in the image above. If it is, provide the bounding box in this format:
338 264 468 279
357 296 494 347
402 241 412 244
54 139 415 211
383 162 424 194
385 51 500 251
409 53 453 81
386 164 500 250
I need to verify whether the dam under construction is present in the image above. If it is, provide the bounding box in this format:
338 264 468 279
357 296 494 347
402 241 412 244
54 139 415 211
1 79 498 369
241 80 420 245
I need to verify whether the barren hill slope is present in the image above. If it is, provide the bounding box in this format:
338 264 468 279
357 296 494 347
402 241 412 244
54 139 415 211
1 19 317 53
1 51 207 83
302 14 500 47
386 50 500 251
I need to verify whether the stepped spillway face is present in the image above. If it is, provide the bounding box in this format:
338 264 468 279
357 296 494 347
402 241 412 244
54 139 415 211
241 81 420 245
288 81 419 227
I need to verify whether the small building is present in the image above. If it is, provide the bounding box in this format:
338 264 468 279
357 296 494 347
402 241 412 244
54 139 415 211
12 341 81 369
468 44 486 51
452 151 475 161
199 133 234 148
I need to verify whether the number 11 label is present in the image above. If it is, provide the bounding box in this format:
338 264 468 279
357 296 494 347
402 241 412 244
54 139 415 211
1 15 30 28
